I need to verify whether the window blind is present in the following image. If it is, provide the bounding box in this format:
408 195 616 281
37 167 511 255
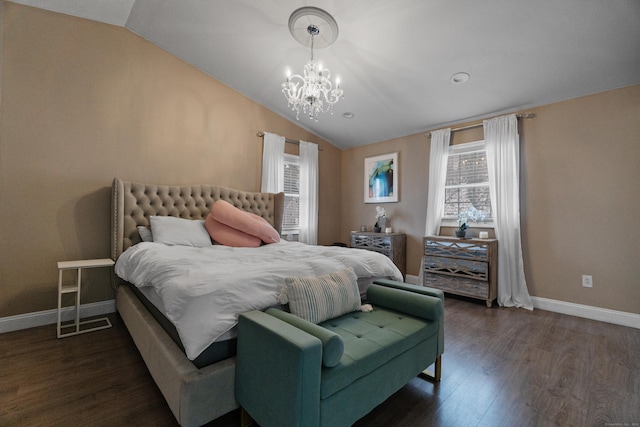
283 155 300 232
444 142 492 219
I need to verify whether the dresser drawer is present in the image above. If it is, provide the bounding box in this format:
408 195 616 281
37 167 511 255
424 239 489 261
424 273 489 299
424 256 488 281
351 234 391 256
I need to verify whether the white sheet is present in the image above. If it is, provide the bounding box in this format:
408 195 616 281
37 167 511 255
115 240 403 360
136 285 238 342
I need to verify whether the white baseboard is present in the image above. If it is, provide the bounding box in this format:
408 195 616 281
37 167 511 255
531 296 640 329
407 274 638 329
0 299 116 334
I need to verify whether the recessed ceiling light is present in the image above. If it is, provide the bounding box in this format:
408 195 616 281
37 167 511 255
343 112 355 119
450 72 470 84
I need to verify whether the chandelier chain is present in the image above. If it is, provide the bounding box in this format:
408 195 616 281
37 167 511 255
310 32 314 61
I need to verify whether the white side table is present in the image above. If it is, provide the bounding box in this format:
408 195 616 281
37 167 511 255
57 258 115 338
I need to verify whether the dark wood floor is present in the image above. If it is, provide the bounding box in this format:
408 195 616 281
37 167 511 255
1 297 638 427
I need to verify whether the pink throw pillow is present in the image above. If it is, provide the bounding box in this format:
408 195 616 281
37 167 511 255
209 200 280 244
205 216 262 247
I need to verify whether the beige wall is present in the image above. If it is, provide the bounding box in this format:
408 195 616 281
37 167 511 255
520 86 639 313
0 4 342 317
341 84 640 314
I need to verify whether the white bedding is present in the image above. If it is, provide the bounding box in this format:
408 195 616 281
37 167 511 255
115 240 403 360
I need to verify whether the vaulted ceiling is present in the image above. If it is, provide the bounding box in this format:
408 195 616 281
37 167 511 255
11 0 640 149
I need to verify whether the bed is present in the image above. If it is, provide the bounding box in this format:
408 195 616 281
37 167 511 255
110 178 403 427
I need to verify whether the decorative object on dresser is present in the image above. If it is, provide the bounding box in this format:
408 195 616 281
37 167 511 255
456 206 488 238
423 235 497 307
351 231 406 278
374 205 387 232
455 221 468 238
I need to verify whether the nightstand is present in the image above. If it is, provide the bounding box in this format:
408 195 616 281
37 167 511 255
57 258 115 338
350 231 406 278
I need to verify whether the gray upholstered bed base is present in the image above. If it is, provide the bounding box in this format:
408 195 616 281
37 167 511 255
111 178 284 426
117 285 237 426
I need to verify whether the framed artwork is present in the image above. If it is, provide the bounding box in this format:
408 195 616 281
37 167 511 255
364 152 398 203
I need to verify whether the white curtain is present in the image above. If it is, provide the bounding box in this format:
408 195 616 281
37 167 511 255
299 140 318 245
425 128 451 236
420 128 451 282
260 132 285 193
484 115 533 310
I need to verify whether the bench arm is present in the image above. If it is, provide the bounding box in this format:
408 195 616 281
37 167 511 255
367 284 443 322
369 280 445 357
236 310 322 427
373 279 445 304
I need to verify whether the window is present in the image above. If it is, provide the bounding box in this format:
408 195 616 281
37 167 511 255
282 154 300 234
443 140 492 223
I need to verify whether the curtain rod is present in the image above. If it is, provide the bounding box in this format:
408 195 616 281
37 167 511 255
256 131 323 150
426 112 536 138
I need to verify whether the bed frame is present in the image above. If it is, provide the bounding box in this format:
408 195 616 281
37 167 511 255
111 178 284 427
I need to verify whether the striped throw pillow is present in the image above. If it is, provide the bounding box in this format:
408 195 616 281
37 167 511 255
280 268 361 324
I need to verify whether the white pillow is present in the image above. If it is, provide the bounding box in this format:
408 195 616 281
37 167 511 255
137 226 153 242
149 216 212 247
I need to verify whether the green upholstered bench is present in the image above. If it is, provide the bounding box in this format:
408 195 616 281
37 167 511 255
235 280 444 427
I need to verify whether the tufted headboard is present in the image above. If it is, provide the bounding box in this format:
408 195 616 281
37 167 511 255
111 178 285 260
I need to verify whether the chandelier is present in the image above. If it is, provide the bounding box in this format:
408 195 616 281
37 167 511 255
281 8 344 121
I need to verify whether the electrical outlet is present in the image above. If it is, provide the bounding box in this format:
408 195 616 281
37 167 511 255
582 275 593 288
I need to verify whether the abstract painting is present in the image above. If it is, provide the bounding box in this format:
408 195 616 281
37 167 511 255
364 152 398 203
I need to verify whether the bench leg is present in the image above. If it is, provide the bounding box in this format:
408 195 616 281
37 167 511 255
240 407 256 427
419 355 441 383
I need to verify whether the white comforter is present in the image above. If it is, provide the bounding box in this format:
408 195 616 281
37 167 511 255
115 240 402 360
